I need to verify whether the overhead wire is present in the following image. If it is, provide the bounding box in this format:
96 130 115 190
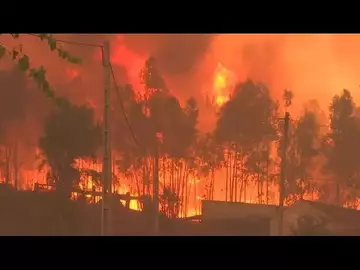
28 33 103 48
26 34 143 150
109 61 144 151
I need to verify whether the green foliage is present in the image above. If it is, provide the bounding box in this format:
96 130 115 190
115 57 198 159
215 80 278 147
39 101 101 196
0 34 81 107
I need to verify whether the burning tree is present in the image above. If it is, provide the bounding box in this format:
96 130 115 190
146 87 199 216
114 57 200 216
214 80 278 203
196 133 224 201
38 99 101 198
322 89 360 207
0 68 50 187
279 109 321 204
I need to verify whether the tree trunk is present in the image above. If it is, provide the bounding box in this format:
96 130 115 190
336 181 341 207
266 156 269 205
5 145 13 185
225 154 229 202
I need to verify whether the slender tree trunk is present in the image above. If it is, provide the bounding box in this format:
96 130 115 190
225 153 229 202
14 142 19 190
170 159 175 195
147 159 152 196
211 169 215 200
257 169 261 204
194 178 197 214
185 180 191 217
231 150 237 202
142 165 146 197
180 170 188 216
5 145 13 185
177 160 183 198
162 157 166 191
336 182 341 207
239 172 244 202
244 176 247 203
266 155 269 205
228 150 233 202
234 152 239 203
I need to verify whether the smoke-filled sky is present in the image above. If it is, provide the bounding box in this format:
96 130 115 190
1 34 360 134
0 33 360 178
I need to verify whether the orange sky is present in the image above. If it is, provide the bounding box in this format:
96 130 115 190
2 34 360 207
1 34 360 128
207 34 360 115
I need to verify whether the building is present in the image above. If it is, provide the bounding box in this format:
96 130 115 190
201 200 278 235
202 200 278 221
270 200 360 236
201 199 360 236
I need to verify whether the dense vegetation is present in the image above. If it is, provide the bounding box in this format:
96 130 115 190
1 35 360 226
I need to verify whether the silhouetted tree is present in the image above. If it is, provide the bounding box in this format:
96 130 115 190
160 186 181 218
115 58 199 216
281 109 321 203
38 99 101 198
196 133 224 201
214 80 277 203
0 34 81 104
0 68 50 186
322 89 360 206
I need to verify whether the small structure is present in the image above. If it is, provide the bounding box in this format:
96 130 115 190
201 200 279 235
202 200 278 221
270 200 360 236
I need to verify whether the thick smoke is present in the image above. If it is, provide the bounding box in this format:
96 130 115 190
1 34 360 188
121 34 213 75
0 68 52 169
2 34 360 146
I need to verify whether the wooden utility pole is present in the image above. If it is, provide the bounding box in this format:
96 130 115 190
279 111 290 236
153 139 160 235
101 40 112 236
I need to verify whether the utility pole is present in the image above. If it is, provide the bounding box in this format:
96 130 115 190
279 111 290 236
153 138 160 235
101 40 112 236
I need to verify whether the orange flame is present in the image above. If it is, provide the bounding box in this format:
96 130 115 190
212 62 236 107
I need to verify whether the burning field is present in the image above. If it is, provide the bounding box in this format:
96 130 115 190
1 34 360 218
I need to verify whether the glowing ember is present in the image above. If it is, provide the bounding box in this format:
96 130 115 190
66 67 80 80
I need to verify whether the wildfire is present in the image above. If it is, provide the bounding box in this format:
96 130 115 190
212 62 236 107
6 34 360 221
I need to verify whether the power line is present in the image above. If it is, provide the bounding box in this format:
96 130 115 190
26 35 142 149
109 61 143 151
28 34 103 48
16 34 141 151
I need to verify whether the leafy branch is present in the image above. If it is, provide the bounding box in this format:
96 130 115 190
0 34 82 107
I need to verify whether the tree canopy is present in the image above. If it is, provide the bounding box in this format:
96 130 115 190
38 100 101 197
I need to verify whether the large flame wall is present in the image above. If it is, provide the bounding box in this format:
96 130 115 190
1 34 360 215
